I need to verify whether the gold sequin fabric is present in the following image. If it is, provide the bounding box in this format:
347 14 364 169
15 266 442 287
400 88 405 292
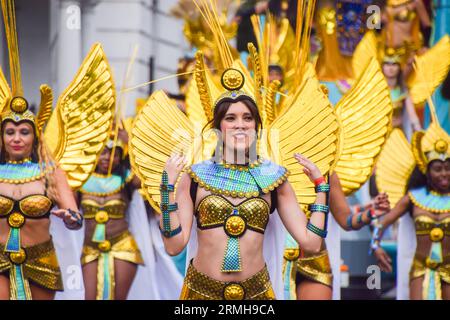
0 194 52 218
180 262 276 300
0 239 63 291
81 199 126 219
414 215 450 236
196 195 270 233
81 230 144 266
410 253 450 283
296 249 333 286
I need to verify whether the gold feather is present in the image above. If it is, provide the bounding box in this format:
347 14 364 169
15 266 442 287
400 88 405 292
36 84 53 133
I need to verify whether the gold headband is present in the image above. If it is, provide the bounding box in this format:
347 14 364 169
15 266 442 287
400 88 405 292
213 68 256 110
1 96 36 127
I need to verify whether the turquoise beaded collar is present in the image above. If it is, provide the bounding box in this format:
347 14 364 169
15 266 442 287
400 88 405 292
80 169 133 196
187 159 289 198
0 159 46 184
408 187 450 214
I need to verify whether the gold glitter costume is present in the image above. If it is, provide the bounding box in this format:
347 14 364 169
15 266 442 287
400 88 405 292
130 0 339 300
0 0 115 300
0 239 63 299
376 103 450 299
81 230 143 300
180 262 275 300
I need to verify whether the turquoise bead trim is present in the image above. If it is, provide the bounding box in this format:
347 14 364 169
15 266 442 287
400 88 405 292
102 252 111 300
81 169 132 196
0 161 45 183
14 265 26 300
222 237 241 272
408 187 450 214
188 159 289 198
92 224 106 243
5 227 20 253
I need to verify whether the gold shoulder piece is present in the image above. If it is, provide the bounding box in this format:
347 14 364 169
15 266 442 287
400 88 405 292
334 58 393 195
44 43 116 190
36 85 53 134
408 35 450 104
129 91 196 213
376 128 416 207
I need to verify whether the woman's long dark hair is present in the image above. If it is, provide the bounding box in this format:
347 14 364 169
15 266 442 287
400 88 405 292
208 96 262 163
406 166 428 191
107 146 133 200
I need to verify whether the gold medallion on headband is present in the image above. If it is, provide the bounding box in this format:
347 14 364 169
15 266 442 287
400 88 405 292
10 96 28 113
221 68 244 91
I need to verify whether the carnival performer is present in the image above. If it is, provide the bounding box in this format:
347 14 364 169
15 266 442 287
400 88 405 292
247 6 392 300
0 0 116 300
373 110 450 300
381 54 421 133
78 128 145 300
382 0 431 76
129 0 341 300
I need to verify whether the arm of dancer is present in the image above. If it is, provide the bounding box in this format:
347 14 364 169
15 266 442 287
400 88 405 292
50 167 83 230
371 195 411 272
277 153 328 253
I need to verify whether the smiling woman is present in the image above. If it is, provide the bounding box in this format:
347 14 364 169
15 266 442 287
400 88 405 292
213 98 261 165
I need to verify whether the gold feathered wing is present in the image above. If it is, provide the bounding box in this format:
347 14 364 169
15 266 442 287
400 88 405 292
407 35 450 104
44 43 116 190
0 67 11 114
375 128 415 207
268 65 339 208
333 58 393 195
129 90 199 213
352 31 379 80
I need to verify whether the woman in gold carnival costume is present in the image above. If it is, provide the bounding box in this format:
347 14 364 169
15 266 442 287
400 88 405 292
0 0 115 300
382 0 431 73
381 54 421 133
79 126 145 300
249 7 392 299
373 106 450 300
129 0 342 300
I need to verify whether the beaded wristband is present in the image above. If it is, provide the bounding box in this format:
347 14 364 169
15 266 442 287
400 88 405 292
308 203 329 214
160 183 175 192
306 222 327 238
313 176 326 186
366 208 375 221
357 213 364 225
346 214 355 230
315 183 330 193
160 203 178 212
161 171 175 232
159 224 182 238
66 208 83 229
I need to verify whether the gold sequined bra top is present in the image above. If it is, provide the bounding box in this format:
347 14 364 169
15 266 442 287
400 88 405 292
415 216 450 239
0 194 53 219
81 199 126 220
196 195 270 234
